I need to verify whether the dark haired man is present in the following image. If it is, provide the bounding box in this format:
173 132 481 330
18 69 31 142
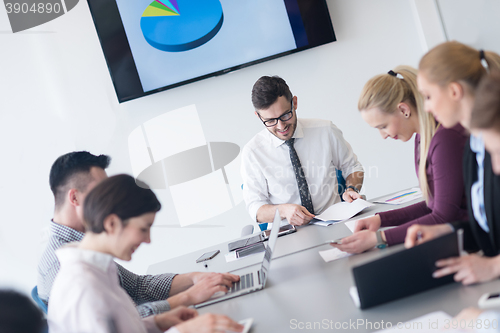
242 76 364 225
38 151 239 317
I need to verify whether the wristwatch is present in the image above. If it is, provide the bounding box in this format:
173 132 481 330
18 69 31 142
346 185 359 193
375 230 387 249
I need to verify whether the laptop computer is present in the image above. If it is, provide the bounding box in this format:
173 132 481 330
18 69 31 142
194 209 281 308
351 230 461 309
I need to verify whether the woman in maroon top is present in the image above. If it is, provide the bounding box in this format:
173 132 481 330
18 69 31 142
332 65 468 253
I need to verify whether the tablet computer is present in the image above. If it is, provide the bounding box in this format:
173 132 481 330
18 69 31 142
352 230 460 309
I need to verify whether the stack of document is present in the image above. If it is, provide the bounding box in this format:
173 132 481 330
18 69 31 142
373 188 422 205
312 199 374 226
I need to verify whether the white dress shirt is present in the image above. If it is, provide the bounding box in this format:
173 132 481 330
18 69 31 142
48 244 180 333
241 118 364 221
470 134 489 232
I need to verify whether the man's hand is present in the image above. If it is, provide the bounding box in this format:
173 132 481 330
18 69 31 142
404 224 453 248
183 273 240 305
354 215 381 232
280 204 315 226
342 189 362 203
176 313 244 333
188 272 239 285
154 306 198 331
169 272 240 307
433 254 500 285
330 230 378 254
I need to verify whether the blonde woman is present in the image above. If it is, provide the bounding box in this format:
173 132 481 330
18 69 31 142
406 42 500 286
332 66 468 254
437 72 500 330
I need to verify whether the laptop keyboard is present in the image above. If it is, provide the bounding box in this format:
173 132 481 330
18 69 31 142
229 272 254 293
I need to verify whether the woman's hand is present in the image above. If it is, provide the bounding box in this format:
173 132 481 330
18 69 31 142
433 254 500 285
154 306 198 331
405 224 453 248
176 313 244 333
330 230 378 254
354 215 382 232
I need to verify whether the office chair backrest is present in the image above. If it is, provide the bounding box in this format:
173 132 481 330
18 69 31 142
31 286 47 314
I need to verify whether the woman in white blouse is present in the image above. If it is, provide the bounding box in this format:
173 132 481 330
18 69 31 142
48 174 243 333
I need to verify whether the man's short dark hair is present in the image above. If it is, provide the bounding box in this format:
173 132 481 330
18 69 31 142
49 151 111 208
83 174 161 233
251 76 293 110
0 289 46 333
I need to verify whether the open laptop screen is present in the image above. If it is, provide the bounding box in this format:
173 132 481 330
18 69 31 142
261 210 282 286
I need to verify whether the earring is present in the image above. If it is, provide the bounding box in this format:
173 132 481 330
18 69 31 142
405 114 409 118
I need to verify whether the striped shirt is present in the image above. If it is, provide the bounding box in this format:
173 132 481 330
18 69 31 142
37 221 176 318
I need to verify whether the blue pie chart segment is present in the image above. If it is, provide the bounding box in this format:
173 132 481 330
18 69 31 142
140 0 224 52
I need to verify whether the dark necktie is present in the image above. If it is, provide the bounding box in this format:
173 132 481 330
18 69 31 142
285 138 314 214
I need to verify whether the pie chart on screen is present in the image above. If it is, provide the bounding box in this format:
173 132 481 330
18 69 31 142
140 0 224 52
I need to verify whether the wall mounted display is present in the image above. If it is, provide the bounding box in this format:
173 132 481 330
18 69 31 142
87 0 336 102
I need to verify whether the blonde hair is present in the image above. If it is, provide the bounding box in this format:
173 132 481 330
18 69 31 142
419 41 500 92
358 65 437 202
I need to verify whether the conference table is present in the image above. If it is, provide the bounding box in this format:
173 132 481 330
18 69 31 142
148 189 500 332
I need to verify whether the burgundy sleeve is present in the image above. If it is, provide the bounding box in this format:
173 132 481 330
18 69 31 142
378 201 431 227
383 128 467 245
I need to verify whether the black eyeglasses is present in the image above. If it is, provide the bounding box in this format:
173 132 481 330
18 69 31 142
257 100 294 127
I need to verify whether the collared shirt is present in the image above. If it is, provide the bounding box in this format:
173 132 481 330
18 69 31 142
48 245 180 333
470 134 489 232
241 118 364 221
37 221 176 317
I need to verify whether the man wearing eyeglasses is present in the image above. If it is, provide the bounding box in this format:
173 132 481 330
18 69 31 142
241 76 364 226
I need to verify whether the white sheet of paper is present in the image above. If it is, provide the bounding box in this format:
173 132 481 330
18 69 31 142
373 187 423 205
319 247 352 262
313 220 335 227
375 311 467 333
227 318 254 333
350 286 360 308
344 214 375 232
315 199 374 222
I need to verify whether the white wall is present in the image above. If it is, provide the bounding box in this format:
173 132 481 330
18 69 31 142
438 0 500 54
0 0 427 294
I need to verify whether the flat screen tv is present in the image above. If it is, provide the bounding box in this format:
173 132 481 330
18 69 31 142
87 0 336 103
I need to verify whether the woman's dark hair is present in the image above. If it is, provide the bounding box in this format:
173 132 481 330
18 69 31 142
83 174 161 233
